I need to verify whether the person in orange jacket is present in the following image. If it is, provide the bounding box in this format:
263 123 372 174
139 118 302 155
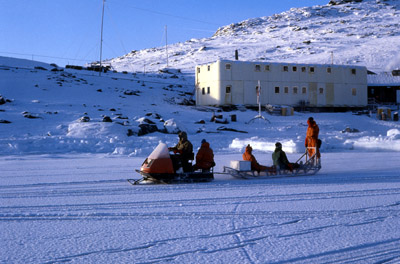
305 117 319 159
242 144 271 173
193 139 215 171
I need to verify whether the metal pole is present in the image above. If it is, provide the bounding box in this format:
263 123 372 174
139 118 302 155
165 25 169 68
258 80 261 116
99 0 105 76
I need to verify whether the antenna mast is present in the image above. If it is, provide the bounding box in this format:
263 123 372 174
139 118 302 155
99 0 105 76
247 80 270 124
165 25 169 68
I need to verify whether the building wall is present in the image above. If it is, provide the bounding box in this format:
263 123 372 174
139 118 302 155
195 60 368 107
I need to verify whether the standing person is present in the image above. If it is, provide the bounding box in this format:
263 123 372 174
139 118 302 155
169 131 194 172
193 139 215 171
242 144 270 173
272 142 299 172
305 117 319 159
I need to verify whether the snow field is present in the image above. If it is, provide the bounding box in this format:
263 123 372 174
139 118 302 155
2 1 400 262
1 153 400 263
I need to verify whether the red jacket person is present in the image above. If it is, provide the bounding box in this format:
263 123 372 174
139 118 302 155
305 117 319 158
193 139 215 171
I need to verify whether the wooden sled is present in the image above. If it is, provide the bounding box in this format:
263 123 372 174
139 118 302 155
223 147 321 179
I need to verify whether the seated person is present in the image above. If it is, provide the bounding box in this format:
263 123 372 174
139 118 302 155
272 142 299 171
193 139 215 171
243 144 271 173
169 131 194 172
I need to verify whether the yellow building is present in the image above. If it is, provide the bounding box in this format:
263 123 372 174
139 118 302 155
195 60 367 107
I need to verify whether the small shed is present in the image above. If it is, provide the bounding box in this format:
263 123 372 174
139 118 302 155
367 73 400 103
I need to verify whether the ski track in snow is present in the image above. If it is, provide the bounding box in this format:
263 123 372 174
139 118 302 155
1 153 400 263
3 2 400 261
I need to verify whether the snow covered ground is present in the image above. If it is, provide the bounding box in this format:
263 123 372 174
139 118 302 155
2 46 400 264
2 55 400 157
2 1 400 262
1 152 400 263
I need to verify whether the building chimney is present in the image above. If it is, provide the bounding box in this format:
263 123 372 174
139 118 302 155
235 50 239 60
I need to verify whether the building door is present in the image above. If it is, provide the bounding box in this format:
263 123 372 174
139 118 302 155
326 83 334 105
224 85 232 105
309 82 318 106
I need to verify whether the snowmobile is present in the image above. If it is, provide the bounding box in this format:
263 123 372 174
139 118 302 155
128 142 214 184
223 147 321 179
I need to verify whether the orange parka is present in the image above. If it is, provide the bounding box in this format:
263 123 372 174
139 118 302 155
195 142 215 170
242 145 269 173
305 120 319 157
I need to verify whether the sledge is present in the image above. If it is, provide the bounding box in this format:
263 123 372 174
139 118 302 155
128 142 214 185
222 147 321 179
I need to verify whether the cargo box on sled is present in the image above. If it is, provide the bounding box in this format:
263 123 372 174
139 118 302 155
223 147 321 179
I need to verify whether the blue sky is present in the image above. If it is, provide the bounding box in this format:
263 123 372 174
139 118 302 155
0 0 328 66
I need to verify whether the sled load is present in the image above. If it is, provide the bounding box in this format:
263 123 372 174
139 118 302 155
128 143 214 184
223 147 321 179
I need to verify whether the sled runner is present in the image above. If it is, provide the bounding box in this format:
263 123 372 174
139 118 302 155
223 147 321 179
128 143 214 185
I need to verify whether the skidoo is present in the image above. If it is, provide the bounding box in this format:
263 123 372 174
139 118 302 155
223 147 321 179
128 143 214 185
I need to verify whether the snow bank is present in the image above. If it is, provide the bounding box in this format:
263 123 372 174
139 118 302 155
345 128 400 151
0 56 51 69
229 137 298 153
67 122 128 139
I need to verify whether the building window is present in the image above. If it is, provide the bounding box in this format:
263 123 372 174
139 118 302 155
265 65 270 71
301 67 306 72
310 67 315 73
327 67 332 73
302 87 307 94
255 65 261 71
202 88 205 95
207 65 210 71
225 64 231 70
351 68 356 75
207 87 210 94
226 86 231 94
197 67 200 73
319 88 324 94
293 66 297 72
293 87 298 94
352 88 357 96
284 87 289 94
275 87 280 94
283 66 289 72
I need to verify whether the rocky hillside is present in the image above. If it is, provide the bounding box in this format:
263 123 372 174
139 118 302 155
106 0 400 74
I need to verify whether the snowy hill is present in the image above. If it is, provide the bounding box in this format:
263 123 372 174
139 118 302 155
107 0 400 73
1 55 400 156
2 0 400 156
2 2 400 263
